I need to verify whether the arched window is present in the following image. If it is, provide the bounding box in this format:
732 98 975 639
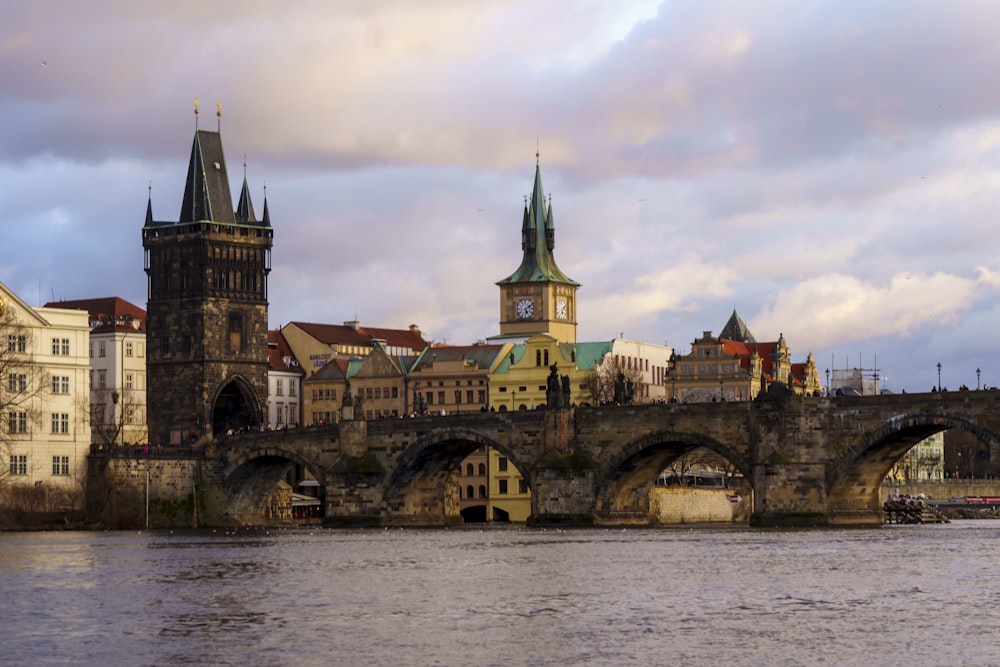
544 349 549 366
466 463 474 476
536 350 542 366
478 485 487 498
478 463 486 476
466 485 474 499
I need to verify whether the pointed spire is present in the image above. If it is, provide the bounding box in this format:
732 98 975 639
497 151 578 287
235 153 257 223
145 181 153 226
261 182 271 227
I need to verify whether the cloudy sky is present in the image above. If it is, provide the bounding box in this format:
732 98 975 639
3 1 1000 393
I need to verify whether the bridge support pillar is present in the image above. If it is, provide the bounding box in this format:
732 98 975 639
527 448 597 527
749 461 832 527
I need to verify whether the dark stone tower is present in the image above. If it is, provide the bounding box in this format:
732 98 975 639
142 105 272 446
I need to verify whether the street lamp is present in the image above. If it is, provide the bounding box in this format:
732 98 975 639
977 367 981 390
719 379 724 402
825 368 830 396
937 362 942 392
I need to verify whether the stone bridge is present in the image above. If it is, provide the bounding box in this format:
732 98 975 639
209 389 1000 527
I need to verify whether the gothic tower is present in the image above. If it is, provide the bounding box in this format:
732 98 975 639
142 104 272 446
496 153 580 343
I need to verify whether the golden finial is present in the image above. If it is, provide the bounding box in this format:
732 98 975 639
194 98 199 115
216 103 222 132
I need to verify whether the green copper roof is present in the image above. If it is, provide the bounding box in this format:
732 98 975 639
497 154 579 286
571 341 613 370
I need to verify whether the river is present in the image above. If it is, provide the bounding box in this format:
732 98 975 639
3 522 1000 666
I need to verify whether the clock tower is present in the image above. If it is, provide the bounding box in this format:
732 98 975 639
496 153 579 343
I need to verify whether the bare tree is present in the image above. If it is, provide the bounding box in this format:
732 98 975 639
86 386 148 449
583 353 647 405
0 302 47 487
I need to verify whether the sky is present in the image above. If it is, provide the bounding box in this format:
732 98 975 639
3 0 1000 393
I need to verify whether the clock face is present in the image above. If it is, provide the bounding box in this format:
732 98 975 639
556 298 568 319
516 298 534 319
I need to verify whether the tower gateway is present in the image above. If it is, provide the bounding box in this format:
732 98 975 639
496 153 580 343
142 105 272 446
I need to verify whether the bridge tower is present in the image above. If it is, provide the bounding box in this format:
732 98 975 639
496 152 580 343
142 103 273 446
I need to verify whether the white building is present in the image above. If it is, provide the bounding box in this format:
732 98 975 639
1 282 91 503
268 330 303 428
47 297 148 447
602 338 675 403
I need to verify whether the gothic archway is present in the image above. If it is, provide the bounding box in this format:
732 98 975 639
212 377 262 435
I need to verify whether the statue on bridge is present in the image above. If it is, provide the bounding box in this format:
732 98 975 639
546 363 571 409
613 371 635 405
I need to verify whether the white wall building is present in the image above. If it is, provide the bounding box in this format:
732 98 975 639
603 338 675 403
47 297 148 447
1 282 91 500
268 330 303 428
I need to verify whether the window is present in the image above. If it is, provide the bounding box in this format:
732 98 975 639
478 485 487 499
498 457 508 472
478 463 486 476
9 455 27 476
89 342 94 358
466 485 474 499
51 413 69 434
52 456 69 476
8 412 27 434
97 370 106 389
275 379 284 396
289 383 297 398
8 373 27 393
52 376 69 394
125 341 133 357
374 387 381 399
391 387 398 398
478 390 486 403
52 338 70 355
466 463 474 476
498 479 508 495
466 390 474 404
519 479 528 494
125 408 135 425
125 373 134 390
7 335 26 353
137 342 145 358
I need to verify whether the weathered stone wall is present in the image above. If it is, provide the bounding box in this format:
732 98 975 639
92 456 211 528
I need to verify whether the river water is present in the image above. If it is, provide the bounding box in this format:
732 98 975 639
3 522 1000 666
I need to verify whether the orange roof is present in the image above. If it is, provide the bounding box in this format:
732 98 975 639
44 296 146 333
288 321 429 353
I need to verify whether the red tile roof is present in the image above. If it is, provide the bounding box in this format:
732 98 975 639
288 321 429 353
44 296 146 333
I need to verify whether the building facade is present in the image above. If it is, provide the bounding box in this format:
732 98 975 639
267 330 303 429
669 311 821 402
281 321 428 380
1 282 91 501
46 297 148 447
142 111 273 445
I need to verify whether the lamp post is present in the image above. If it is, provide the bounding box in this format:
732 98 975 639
977 367 981 390
825 368 830 396
937 362 942 392
719 379 724 402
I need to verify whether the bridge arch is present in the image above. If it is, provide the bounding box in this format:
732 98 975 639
383 426 529 526
224 445 326 525
593 430 752 525
826 412 1000 521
